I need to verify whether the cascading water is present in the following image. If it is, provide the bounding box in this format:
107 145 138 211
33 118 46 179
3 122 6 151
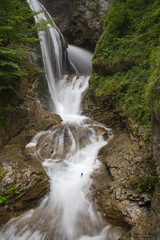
67 45 92 74
27 0 65 111
0 0 122 239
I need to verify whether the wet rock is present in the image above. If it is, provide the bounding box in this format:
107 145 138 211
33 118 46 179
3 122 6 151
90 130 152 238
67 0 112 48
137 114 160 240
29 121 108 162
0 80 62 226
39 0 112 49
83 91 154 238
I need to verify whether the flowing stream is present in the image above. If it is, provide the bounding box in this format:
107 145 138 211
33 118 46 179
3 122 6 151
0 0 122 239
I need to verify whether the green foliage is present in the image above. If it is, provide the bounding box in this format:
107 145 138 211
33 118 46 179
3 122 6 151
86 0 100 10
129 173 156 194
146 46 160 122
143 129 152 142
0 196 7 204
0 184 18 204
102 0 127 39
0 0 39 45
128 156 157 195
0 0 47 130
91 65 151 125
92 0 160 127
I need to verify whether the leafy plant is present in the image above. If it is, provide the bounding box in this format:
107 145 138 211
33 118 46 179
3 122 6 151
0 196 7 204
146 46 160 122
91 0 160 130
0 0 49 130
129 173 156 194
129 156 156 195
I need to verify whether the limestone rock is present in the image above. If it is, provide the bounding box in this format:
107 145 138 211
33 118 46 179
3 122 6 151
83 91 154 239
0 79 62 226
39 0 112 49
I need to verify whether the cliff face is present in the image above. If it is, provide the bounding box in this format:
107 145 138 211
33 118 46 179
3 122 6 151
39 0 112 49
84 0 160 239
40 0 160 238
39 0 71 34
82 91 154 238
0 72 62 226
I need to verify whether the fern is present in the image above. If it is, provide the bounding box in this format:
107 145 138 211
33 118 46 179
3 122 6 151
0 0 51 129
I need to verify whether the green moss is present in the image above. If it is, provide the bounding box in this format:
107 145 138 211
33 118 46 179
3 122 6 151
146 46 160 122
91 65 151 125
38 71 50 96
31 170 45 176
129 156 157 195
129 173 156 195
86 0 100 10
0 184 18 204
92 0 160 128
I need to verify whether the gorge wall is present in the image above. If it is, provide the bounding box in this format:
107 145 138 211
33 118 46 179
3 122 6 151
83 0 160 239
39 0 160 239
39 0 112 49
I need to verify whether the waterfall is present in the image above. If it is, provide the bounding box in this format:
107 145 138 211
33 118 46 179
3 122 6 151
67 45 92 74
0 0 122 239
27 0 65 111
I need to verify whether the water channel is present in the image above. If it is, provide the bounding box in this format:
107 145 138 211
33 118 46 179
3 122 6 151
0 0 122 239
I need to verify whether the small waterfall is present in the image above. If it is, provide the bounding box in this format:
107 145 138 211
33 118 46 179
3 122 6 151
54 75 90 122
27 0 92 113
67 45 92 74
0 1 122 239
27 0 65 108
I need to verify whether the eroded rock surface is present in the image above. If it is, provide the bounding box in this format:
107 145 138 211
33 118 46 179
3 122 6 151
0 81 62 226
83 91 154 239
92 132 150 231
39 0 112 49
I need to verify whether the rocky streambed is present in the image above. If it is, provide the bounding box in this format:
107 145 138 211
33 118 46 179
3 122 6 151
82 90 158 239
0 77 157 239
0 81 62 226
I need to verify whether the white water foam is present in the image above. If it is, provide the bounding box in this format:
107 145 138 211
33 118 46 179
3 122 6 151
0 1 121 239
67 45 93 74
54 75 90 122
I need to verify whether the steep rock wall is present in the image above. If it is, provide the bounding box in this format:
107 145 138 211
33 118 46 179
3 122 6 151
0 71 62 226
82 90 153 238
82 0 160 239
39 0 112 49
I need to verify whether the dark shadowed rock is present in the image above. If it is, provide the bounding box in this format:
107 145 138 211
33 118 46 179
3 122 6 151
39 0 112 50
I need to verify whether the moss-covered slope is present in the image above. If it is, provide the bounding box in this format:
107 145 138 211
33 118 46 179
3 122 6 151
91 0 160 127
